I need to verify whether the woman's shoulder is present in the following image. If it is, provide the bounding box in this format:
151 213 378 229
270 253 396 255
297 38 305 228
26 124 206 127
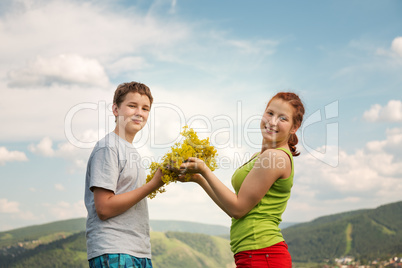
258 149 291 173
260 148 289 158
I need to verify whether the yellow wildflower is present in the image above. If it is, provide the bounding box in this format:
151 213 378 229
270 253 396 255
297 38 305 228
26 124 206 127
146 126 218 198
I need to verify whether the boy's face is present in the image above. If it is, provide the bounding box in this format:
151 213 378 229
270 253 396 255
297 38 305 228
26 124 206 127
113 92 151 139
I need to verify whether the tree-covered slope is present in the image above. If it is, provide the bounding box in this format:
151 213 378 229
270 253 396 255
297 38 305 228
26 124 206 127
1 231 88 268
150 220 230 236
0 219 234 267
151 232 234 268
0 218 86 248
1 200 402 267
283 200 402 262
1 231 234 268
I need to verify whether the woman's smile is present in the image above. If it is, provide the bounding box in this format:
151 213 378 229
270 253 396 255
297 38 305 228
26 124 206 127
264 125 278 134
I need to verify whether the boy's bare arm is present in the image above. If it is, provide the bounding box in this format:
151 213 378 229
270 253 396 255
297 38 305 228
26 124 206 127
93 169 163 220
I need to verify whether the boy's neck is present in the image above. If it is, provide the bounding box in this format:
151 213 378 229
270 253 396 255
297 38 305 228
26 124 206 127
113 128 135 144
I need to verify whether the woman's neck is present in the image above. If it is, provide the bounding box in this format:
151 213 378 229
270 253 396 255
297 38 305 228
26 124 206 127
260 140 289 154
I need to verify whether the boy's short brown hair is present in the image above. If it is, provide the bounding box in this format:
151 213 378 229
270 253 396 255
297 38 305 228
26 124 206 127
113 82 153 107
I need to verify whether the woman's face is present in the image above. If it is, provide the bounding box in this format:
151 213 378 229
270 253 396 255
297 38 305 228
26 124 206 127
260 98 297 146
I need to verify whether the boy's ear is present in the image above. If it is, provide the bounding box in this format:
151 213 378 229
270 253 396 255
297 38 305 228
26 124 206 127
112 103 119 117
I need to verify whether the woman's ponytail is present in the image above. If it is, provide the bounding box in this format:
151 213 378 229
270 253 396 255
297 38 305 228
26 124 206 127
288 133 299 156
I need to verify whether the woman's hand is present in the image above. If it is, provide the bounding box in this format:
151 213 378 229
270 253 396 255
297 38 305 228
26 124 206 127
180 157 209 175
164 162 200 183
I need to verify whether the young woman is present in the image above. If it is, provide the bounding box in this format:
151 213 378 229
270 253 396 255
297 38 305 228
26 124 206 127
179 92 305 268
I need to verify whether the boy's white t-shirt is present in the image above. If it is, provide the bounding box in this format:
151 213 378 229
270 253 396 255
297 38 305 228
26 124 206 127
85 132 151 260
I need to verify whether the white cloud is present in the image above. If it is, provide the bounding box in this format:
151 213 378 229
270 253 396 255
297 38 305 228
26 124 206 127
28 136 54 156
43 200 86 220
0 84 112 141
8 54 110 88
0 0 275 143
149 182 232 227
29 132 97 172
0 0 189 74
54 184 65 191
366 127 402 160
363 104 381 122
108 56 148 77
0 147 28 165
363 100 402 122
0 198 20 213
17 210 37 221
225 38 278 55
391 36 402 57
375 36 402 59
285 129 402 222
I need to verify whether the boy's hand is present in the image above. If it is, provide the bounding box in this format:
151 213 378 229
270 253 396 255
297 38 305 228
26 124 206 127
177 173 205 184
151 168 165 188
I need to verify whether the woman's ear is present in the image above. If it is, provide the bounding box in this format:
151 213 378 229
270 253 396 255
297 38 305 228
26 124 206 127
290 124 299 135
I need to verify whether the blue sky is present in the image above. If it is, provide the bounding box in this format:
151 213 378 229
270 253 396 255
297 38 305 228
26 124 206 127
0 0 401 231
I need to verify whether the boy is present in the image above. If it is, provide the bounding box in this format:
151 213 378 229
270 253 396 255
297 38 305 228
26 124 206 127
85 82 164 268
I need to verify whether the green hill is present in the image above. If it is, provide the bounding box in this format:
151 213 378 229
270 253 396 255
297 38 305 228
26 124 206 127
150 220 229 236
151 232 233 268
0 218 86 248
283 200 402 263
0 219 234 268
1 231 88 268
0 218 230 249
1 200 402 267
0 231 234 268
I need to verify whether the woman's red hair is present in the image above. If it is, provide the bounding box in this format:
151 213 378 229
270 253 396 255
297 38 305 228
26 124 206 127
267 92 305 156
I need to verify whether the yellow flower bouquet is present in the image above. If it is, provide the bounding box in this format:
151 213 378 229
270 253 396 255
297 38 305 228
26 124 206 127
146 126 218 198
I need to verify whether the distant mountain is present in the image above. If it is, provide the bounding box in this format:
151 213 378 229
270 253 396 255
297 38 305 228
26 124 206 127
0 218 230 246
1 200 401 267
0 231 88 268
150 220 230 236
279 221 299 230
0 230 234 268
151 231 234 268
0 230 236 268
283 200 402 263
0 218 86 248
150 220 298 238
0 219 234 268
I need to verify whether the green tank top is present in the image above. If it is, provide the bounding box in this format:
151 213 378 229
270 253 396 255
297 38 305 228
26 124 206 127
230 148 294 254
